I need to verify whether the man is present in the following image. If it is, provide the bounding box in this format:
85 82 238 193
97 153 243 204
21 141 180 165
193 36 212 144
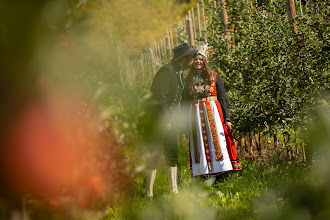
145 44 197 198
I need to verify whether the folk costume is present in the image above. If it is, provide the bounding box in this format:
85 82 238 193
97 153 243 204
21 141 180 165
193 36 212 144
184 44 242 177
145 44 197 198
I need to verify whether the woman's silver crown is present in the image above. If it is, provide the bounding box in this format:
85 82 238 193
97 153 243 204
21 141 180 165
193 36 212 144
194 42 211 60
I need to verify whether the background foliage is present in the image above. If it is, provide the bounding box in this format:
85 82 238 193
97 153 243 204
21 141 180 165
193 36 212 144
0 0 329 219
74 0 201 55
206 0 329 135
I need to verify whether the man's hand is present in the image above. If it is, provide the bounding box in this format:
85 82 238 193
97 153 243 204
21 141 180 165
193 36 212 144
225 121 232 131
166 123 172 131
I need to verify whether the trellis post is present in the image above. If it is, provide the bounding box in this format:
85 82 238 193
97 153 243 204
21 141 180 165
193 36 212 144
286 0 298 34
197 3 202 39
157 42 161 64
165 36 171 61
219 0 231 41
202 0 207 40
149 48 156 75
286 0 300 64
170 27 174 50
175 28 179 46
187 18 195 47
191 7 197 39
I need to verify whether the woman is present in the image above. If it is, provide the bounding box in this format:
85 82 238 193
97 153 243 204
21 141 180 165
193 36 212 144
183 50 242 177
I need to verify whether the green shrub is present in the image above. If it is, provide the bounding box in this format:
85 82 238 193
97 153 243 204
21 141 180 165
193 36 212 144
205 0 329 134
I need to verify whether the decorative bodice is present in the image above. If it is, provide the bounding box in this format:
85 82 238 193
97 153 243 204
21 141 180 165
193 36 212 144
187 72 217 101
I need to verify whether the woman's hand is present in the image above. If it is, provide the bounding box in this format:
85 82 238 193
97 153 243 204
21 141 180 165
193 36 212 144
225 121 232 131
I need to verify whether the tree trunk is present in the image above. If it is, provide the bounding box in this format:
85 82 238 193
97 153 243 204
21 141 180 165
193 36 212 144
244 133 249 154
254 132 261 156
239 132 245 153
250 132 254 155
274 133 278 150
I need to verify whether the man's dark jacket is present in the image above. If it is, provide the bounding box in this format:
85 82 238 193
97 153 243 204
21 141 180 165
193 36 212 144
150 62 184 121
138 62 183 139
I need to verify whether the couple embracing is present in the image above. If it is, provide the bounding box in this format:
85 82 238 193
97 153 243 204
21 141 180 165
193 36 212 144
145 43 242 198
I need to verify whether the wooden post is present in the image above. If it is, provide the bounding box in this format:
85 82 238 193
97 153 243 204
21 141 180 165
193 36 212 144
170 27 174 49
183 17 186 34
219 0 231 41
149 48 156 75
187 18 195 47
152 42 156 64
202 0 207 40
299 0 303 14
197 3 202 39
165 36 171 60
164 37 167 55
163 36 167 59
167 29 172 50
192 7 197 39
160 38 164 58
175 28 179 46
154 42 158 64
151 42 157 65
286 0 300 64
157 42 162 64
154 41 160 64
166 29 170 47
286 0 298 34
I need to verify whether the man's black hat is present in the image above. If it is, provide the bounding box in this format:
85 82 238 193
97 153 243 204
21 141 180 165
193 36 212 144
171 44 197 63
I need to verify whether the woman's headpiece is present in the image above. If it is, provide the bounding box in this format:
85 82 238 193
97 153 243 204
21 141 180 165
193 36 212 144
194 42 212 61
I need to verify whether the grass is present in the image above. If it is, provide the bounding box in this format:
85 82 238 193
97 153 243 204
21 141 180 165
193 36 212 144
16 106 328 220
102 144 316 220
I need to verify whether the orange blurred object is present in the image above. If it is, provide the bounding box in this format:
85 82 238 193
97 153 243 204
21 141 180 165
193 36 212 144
3 92 126 209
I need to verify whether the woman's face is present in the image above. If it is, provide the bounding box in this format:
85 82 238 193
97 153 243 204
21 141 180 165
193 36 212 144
193 55 205 70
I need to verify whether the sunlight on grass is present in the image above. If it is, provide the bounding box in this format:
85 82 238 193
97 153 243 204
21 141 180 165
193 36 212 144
110 104 330 219
1 0 329 219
